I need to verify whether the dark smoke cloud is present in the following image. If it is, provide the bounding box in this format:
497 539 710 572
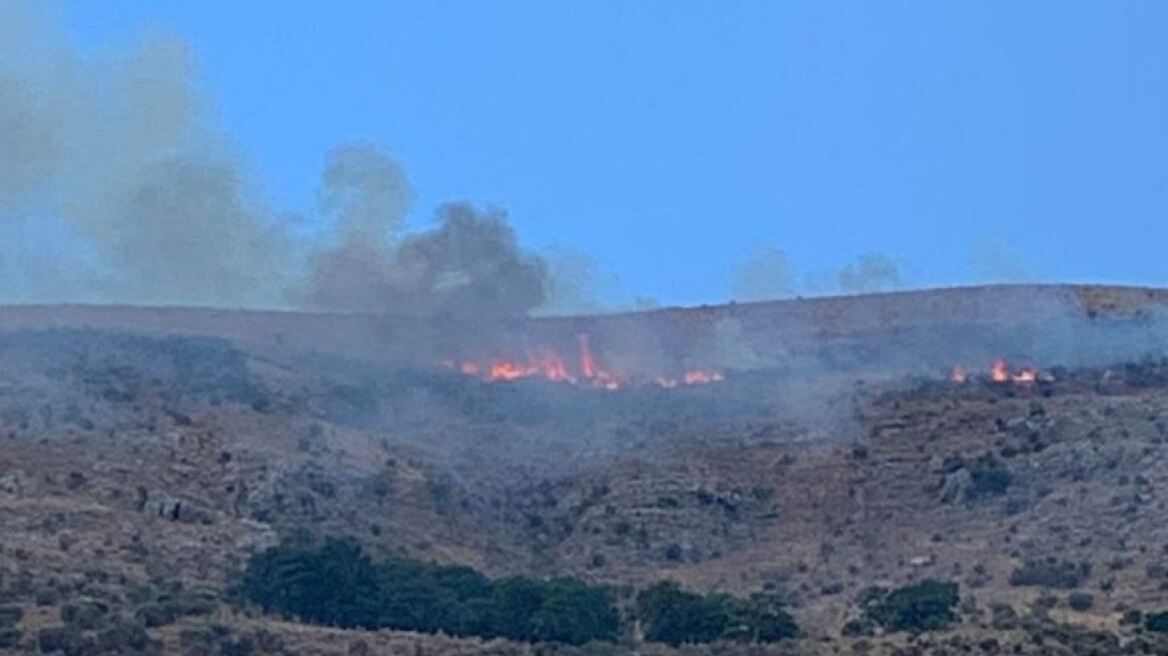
0 4 550 316
307 202 549 317
0 2 941 316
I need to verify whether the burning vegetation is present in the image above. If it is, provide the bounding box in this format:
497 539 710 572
441 333 724 390
951 359 1048 386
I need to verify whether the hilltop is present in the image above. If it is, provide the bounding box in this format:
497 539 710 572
3 285 1168 654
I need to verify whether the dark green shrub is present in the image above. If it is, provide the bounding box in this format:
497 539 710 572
240 539 620 644
1067 592 1094 611
37 626 88 654
636 582 728 646
61 601 108 630
179 627 222 656
531 579 621 645
966 460 1012 501
0 605 21 628
1009 559 1090 589
94 620 157 653
241 538 382 629
635 582 797 646
864 580 959 632
1147 611 1168 633
0 628 21 649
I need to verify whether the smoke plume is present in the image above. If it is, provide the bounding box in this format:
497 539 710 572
307 202 549 317
0 4 292 307
835 252 902 294
0 4 551 317
730 246 795 302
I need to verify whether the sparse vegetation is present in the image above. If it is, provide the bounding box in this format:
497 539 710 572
1009 559 1091 589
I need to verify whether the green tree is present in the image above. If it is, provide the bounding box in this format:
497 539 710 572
241 538 381 628
532 579 620 645
636 582 729 646
865 580 959 632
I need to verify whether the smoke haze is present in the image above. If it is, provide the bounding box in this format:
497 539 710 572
730 246 795 302
0 2 1039 316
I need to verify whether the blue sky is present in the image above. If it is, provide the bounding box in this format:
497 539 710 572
54 1 1168 306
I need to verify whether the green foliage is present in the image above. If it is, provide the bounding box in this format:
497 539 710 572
965 459 1013 501
637 582 728 646
864 580 959 633
0 606 22 628
241 538 383 628
1008 559 1091 589
635 582 797 646
531 579 621 645
1067 592 1094 612
240 539 619 644
1146 611 1168 633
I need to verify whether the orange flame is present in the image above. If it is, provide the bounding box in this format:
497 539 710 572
577 333 597 380
950 359 1043 386
950 364 968 383
1011 366 1037 385
990 359 1010 383
445 333 723 390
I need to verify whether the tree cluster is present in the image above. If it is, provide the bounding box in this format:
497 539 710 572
634 581 798 646
240 539 619 645
241 540 801 646
861 580 959 633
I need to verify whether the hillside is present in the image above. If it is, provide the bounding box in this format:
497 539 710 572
3 285 1168 654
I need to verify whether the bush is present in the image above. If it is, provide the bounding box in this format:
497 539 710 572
241 538 382 629
61 601 108 630
966 460 1013 501
37 626 89 654
636 582 728 646
635 582 797 646
0 605 22 628
1067 592 1095 612
1009 559 1090 589
240 539 619 645
864 580 959 632
1147 611 1168 633
93 620 157 653
0 628 21 649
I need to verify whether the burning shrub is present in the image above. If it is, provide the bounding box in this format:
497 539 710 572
862 580 959 633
